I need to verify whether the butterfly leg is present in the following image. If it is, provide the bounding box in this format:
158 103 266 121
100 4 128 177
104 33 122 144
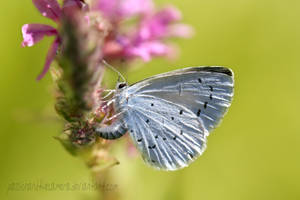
101 89 116 100
103 109 127 124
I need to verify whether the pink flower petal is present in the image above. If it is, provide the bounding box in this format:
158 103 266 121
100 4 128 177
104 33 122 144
155 6 182 23
21 24 57 47
168 24 194 38
97 0 153 20
32 0 61 22
125 41 168 61
135 6 182 41
102 40 123 57
118 0 153 18
36 38 60 80
97 0 115 18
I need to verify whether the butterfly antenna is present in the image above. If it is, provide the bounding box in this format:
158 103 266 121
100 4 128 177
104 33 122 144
102 60 126 83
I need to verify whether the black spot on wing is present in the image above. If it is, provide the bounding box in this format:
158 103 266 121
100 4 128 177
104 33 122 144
137 138 143 142
197 109 201 116
148 144 156 149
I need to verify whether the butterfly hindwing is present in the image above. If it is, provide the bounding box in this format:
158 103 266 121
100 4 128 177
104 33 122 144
124 96 206 170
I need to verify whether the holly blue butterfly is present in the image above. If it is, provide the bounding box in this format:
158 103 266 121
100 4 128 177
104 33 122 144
96 66 234 170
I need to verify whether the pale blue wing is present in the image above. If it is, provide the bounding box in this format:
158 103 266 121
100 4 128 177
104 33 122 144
123 97 207 170
128 67 234 132
122 67 234 170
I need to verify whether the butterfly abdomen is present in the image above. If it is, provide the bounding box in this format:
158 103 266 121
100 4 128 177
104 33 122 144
95 119 127 140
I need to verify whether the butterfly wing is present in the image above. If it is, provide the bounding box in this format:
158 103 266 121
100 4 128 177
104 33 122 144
123 67 234 170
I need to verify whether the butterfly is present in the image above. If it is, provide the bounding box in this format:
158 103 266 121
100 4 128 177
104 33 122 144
96 66 234 170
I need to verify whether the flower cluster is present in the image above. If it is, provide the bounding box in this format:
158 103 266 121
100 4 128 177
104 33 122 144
22 0 192 80
98 0 193 62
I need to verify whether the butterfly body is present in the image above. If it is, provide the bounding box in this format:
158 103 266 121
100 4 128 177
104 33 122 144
96 66 234 170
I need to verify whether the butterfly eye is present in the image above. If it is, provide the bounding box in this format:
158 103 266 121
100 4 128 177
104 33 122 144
118 83 127 89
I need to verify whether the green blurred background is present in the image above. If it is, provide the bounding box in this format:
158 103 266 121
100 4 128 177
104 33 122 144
1 0 300 200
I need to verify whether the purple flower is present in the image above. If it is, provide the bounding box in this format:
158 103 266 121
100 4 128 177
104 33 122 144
21 24 58 47
97 0 153 21
21 0 85 80
123 6 193 61
22 0 192 79
97 1 193 62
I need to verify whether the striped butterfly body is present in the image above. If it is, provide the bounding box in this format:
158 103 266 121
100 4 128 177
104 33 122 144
96 67 234 170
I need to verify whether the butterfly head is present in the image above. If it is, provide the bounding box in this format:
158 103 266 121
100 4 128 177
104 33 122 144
116 82 128 91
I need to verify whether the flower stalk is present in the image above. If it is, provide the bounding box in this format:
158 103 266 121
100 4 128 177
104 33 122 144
21 0 192 199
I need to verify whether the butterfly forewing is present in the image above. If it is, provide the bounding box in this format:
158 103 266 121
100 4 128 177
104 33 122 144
122 67 234 170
